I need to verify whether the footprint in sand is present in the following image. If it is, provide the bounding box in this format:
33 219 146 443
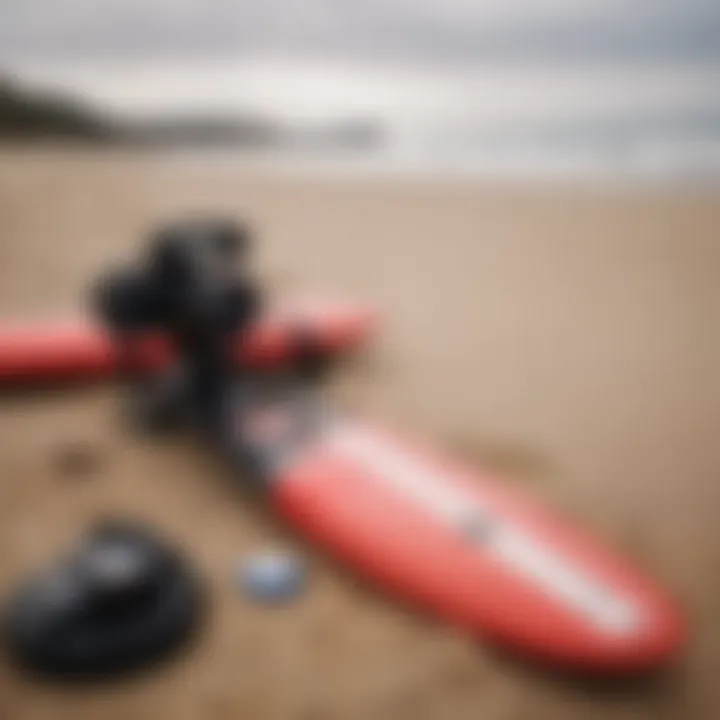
51 440 106 480
444 436 560 488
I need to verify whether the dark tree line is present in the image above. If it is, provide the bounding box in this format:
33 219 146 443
0 76 112 139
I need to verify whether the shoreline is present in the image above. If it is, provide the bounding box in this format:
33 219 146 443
2 143 720 194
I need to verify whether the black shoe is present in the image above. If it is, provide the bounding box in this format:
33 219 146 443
3 521 206 680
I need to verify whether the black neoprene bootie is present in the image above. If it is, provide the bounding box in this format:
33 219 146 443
3 520 205 680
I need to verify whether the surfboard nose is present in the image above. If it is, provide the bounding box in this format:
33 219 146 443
577 592 686 673
509 589 687 674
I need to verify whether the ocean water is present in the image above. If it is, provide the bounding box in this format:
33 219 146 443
391 110 720 182
167 114 720 185
14 58 720 183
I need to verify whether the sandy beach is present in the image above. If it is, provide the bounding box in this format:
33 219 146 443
1 149 719 720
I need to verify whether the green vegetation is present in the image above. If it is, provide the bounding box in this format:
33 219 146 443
0 76 111 139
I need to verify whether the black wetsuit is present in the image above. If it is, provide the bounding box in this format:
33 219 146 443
92 220 261 435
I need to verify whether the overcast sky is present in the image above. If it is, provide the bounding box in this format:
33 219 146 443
2 0 718 122
1 0 720 64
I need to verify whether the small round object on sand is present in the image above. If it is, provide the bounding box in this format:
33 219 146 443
53 441 104 479
237 551 308 604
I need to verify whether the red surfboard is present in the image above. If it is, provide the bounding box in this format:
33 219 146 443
233 385 685 674
0 298 376 386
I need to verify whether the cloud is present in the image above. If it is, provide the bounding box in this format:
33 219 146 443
0 0 719 63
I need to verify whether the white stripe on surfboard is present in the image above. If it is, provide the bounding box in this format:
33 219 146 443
327 423 644 637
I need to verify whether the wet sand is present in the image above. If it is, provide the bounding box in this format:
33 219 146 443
1 149 719 720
